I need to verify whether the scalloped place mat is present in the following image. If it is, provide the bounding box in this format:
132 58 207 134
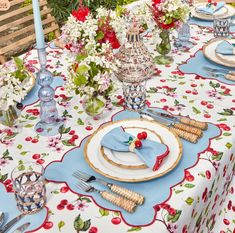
0 183 47 232
45 109 220 226
178 50 235 84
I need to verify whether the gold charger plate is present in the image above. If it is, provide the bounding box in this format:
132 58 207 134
84 119 183 183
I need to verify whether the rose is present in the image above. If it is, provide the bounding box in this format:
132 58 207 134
72 7 90 22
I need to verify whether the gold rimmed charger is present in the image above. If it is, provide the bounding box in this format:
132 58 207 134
203 38 235 68
84 119 183 183
100 127 164 170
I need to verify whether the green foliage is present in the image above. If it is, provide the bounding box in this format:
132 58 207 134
11 57 30 82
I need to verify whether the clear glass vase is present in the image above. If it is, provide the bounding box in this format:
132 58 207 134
0 105 20 127
83 95 106 119
155 30 173 65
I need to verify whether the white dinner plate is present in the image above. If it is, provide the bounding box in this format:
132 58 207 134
192 3 235 21
84 119 183 182
203 38 235 68
100 126 164 170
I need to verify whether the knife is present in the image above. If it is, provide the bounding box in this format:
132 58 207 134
147 109 208 131
0 214 25 233
140 111 200 144
13 222 30 233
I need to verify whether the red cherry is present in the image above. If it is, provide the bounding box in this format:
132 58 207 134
141 131 147 140
68 138 75 145
185 90 191 94
232 206 235 212
57 204 65 210
160 98 167 103
86 126 93 131
32 154 41 160
4 179 11 185
60 199 68 206
117 95 122 99
32 138 39 143
135 140 142 149
204 114 211 119
137 133 143 140
72 135 79 140
154 205 161 212
89 227 98 233
69 130 75 135
191 84 197 87
201 101 208 106
168 208 176 216
60 186 69 193
25 136 32 141
223 219 230 225
67 204 75 210
111 217 121 225
205 170 211 179
207 104 214 109
36 159 45 164
185 175 194 182
43 221 53 230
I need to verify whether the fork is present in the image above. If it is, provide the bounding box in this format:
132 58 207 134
203 67 235 76
73 171 145 205
205 71 235 81
76 180 137 213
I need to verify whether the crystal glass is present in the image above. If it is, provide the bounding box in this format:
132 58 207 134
213 17 231 38
155 30 173 65
11 162 46 214
123 81 146 112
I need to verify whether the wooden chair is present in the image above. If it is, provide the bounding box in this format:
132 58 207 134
0 0 60 64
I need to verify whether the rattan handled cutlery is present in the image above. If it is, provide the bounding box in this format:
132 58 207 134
73 171 145 205
76 180 137 213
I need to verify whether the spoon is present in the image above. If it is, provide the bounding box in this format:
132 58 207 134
0 212 4 227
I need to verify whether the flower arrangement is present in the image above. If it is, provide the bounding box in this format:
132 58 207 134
0 58 32 112
150 0 190 30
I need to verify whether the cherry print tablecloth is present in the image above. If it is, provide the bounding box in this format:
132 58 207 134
0 23 235 233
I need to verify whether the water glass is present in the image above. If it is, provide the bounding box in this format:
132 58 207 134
213 17 231 38
11 162 46 214
122 81 146 112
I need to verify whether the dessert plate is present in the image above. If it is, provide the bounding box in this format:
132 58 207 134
84 119 183 182
100 127 163 170
203 38 235 68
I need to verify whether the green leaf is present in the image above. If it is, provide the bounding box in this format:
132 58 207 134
174 99 180 106
192 107 201 114
185 197 194 205
76 54 87 62
225 142 232 149
18 165 25 171
13 57 24 69
29 116 37 120
74 215 84 231
217 118 227 122
77 118 84 125
178 82 186 85
223 132 231 136
20 151 28 156
77 65 89 75
184 184 195 189
167 210 182 223
24 124 34 128
175 190 184 194
4 133 18 140
81 219 91 231
0 174 8 182
81 197 91 203
51 190 60 194
74 75 87 86
17 144 23 149
127 227 142 232
3 149 9 157
196 213 202 227
99 208 109 216
58 221 65 231
212 152 223 161
63 127 71 134
218 109 233 116
96 30 105 41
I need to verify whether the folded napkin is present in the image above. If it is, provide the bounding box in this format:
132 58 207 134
101 127 169 171
216 41 235 55
196 2 225 15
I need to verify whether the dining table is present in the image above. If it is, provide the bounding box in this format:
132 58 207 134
0 3 235 233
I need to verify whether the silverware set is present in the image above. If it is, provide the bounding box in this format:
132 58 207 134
73 170 145 213
0 212 30 233
203 66 235 81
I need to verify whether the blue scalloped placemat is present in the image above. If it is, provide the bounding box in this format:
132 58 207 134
178 50 235 84
0 183 47 232
45 109 220 226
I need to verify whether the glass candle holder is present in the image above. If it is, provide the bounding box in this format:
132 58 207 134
123 81 146 112
11 162 46 214
213 17 231 38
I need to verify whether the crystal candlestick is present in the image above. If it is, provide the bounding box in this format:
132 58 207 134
34 47 63 136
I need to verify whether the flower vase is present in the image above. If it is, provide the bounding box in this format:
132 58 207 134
0 105 20 127
83 95 106 120
155 30 173 65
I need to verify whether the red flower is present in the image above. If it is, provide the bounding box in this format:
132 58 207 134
159 21 175 30
103 31 120 49
152 0 161 6
72 7 90 22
